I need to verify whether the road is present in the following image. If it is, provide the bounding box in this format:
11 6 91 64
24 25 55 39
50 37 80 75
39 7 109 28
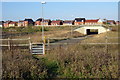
46 35 94 50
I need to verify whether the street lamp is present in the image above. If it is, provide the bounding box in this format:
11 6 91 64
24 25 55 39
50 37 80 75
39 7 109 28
71 15 74 38
41 1 46 42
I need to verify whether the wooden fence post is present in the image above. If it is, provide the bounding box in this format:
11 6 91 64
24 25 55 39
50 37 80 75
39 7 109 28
29 37 31 50
71 25 73 38
8 38 10 50
105 36 108 53
48 37 50 50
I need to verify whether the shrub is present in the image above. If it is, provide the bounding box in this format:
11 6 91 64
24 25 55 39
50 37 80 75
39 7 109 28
2 48 47 79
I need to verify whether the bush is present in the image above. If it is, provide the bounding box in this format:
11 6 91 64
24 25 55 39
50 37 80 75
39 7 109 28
2 49 47 79
46 44 118 78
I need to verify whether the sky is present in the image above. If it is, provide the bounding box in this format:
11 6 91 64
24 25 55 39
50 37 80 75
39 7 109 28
2 2 119 21
1 0 120 2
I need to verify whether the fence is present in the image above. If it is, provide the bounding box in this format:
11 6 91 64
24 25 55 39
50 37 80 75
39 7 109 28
46 36 119 50
0 37 31 50
1 37 46 55
1 36 119 54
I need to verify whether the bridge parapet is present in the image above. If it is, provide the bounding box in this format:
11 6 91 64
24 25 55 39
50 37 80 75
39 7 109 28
74 25 110 35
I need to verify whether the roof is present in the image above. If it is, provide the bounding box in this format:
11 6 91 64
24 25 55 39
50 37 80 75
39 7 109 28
107 20 115 23
9 21 17 24
116 21 120 24
24 19 34 22
42 19 51 22
36 18 43 21
0 21 4 25
85 19 99 23
4 21 12 24
63 20 74 23
19 20 24 22
116 21 120 22
51 20 62 23
75 18 85 22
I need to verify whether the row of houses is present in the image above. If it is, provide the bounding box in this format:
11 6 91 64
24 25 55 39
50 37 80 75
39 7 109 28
0 18 119 28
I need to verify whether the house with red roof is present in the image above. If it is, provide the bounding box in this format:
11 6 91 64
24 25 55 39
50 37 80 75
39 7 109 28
3 21 18 28
24 19 34 27
51 20 63 26
18 20 24 27
85 19 103 25
3 21 12 28
74 18 85 25
106 20 116 25
63 20 74 25
9 21 18 27
35 18 51 26
0 21 4 27
35 18 43 26
41 19 51 26
116 21 120 25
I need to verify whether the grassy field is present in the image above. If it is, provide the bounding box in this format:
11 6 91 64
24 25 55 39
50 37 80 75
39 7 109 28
2 25 119 79
8 26 84 43
36 25 119 78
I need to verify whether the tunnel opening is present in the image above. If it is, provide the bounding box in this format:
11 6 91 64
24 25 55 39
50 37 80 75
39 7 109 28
86 29 98 35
